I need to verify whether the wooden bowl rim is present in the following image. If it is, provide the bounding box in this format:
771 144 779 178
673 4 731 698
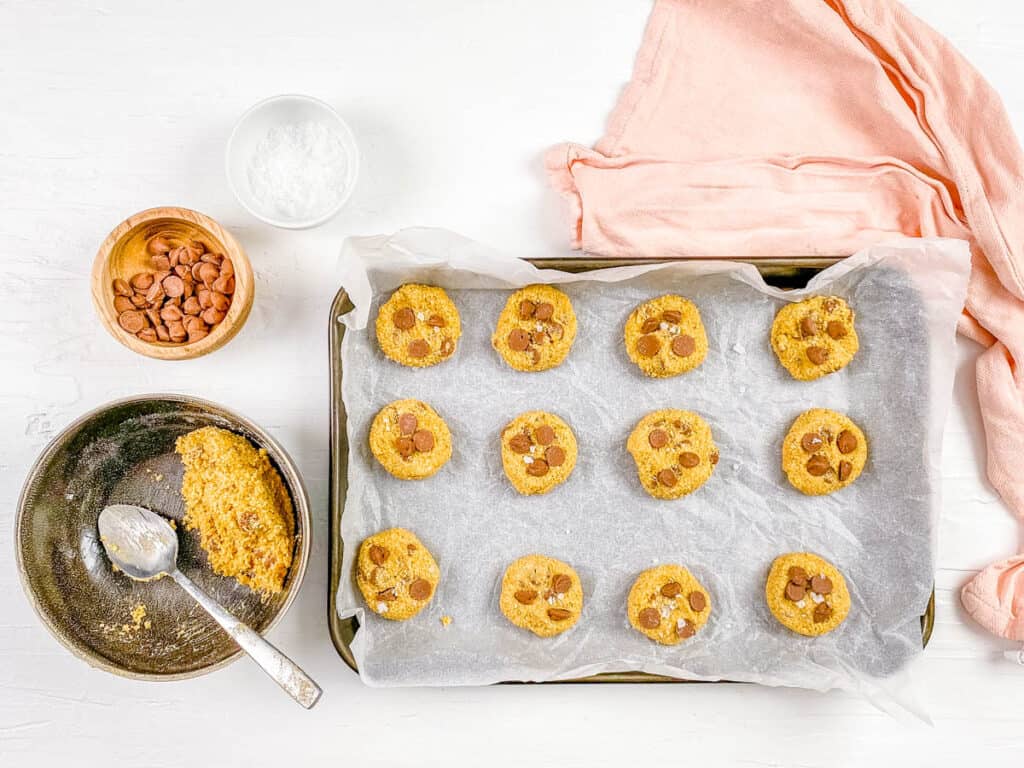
91 206 253 361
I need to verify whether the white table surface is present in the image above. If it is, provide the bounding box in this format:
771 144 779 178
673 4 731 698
2 1 1023 764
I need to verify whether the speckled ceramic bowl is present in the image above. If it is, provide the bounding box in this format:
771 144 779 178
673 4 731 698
15 395 311 680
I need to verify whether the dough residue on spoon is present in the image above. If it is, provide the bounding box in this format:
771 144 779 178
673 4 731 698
176 427 294 596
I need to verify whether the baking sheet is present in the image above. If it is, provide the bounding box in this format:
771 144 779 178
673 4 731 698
334 229 969 704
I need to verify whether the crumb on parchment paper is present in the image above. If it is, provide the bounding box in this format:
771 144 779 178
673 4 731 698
440 615 452 627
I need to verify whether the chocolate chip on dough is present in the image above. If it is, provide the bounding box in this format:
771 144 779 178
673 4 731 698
552 574 572 593
514 589 538 605
838 460 853 481
526 458 550 477
657 468 678 487
836 429 858 454
397 413 418 435
412 430 435 452
677 621 696 639
641 317 661 334
545 446 566 467
547 608 573 621
408 339 430 357
806 346 830 365
800 315 818 337
679 452 700 469
393 307 415 330
409 579 433 600
396 437 415 459
785 581 806 601
662 309 682 324
518 300 536 319
826 321 847 340
509 433 532 454
800 432 824 452
648 429 669 449
637 334 661 357
535 425 555 445
787 566 808 586
508 328 530 351
638 607 661 629
671 334 696 358
534 302 555 321
660 582 682 598
813 602 834 623
806 455 830 476
688 591 707 612
810 574 833 595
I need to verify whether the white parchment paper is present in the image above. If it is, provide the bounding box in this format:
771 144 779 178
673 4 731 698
335 228 970 713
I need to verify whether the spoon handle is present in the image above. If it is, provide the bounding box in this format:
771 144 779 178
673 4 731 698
171 570 322 709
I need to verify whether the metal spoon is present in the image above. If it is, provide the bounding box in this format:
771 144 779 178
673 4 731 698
98 503 322 709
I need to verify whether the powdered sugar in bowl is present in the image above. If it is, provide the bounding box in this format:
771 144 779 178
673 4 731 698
226 95 359 229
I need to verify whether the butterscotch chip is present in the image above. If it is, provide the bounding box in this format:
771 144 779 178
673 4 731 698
826 320 847 339
545 446 566 467
800 315 818 337
426 314 446 327
518 300 536 319
515 589 538 605
813 602 834 623
440 338 455 357
552 574 572 593
377 588 397 601
369 545 389 566
800 433 823 452
838 460 852 481
526 458 549 477
648 429 669 449
638 607 661 629
836 429 858 454
409 578 433 601
534 302 554 321
679 452 700 468
688 591 707 612
657 468 677 487
412 430 435 452
785 581 806 601
508 328 530 351
806 346 829 365
660 581 682 598
398 413 417 435
396 437 415 458
509 433 531 453
408 339 429 358
662 309 682 324
670 334 696 357
636 334 661 357
547 608 572 621
535 425 555 445
788 566 808 586
677 621 696 639
806 455 830 476
163 275 185 298
113 278 132 296
641 317 661 334
118 310 146 334
811 574 833 594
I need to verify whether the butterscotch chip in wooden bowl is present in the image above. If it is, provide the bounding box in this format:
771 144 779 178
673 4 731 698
91 206 253 360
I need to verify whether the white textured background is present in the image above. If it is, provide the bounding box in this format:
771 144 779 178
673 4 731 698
1 1 1022 765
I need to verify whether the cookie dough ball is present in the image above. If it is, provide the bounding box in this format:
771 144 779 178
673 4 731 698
782 408 867 495
624 295 708 378
500 411 577 495
765 552 850 636
369 399 452 480
771 295 859 381
499 555 583 637
356 528 440 621
375 284 461 368
626 410 718 499
491 285 577 372
627 565 711 645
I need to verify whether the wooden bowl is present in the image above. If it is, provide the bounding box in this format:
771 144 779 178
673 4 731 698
91 207 254 360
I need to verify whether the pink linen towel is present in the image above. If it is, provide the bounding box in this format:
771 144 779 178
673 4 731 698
546 0 1024 641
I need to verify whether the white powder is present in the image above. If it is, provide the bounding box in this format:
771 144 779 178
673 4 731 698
247 120 349 221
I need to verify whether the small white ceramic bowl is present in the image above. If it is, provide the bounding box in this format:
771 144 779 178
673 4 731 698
226 94 360 229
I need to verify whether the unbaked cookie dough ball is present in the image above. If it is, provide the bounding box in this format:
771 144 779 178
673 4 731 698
491 285 577 372
376 284 461 367
499 554 583 637
770 295 858 380
624 295 708 378
369 399 452 480
782 408 867 495
356 528 440 621
626 409 718 500
500 411 577 495
765 552 850 636
627 564 711 645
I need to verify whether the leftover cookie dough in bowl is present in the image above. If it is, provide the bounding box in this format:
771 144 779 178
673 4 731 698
782 408 868 495
369 399 452 480
771 295 859 380
499 555 583 637
16 395 310 680
492 284 577 371
627 409 719 499
500 411 578 495
375 284 461 367
765 553 851 636
624 295 708 378
355 528 440 621
627 565 711 645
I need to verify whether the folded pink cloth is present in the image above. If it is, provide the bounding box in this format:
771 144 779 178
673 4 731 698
547 0 1024 641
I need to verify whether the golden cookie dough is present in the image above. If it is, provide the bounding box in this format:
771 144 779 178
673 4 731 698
369 399 452 480
624 295 708 378
500 411 578 495
770 295 859 381
375 284 461 368
356 528 440 621
491 284 577 372
627 565 711 645
782 408 867 495
765 552 850 636
499 554 583 637
626 409 719 500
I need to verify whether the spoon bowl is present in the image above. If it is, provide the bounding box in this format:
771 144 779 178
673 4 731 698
98 504 179 580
